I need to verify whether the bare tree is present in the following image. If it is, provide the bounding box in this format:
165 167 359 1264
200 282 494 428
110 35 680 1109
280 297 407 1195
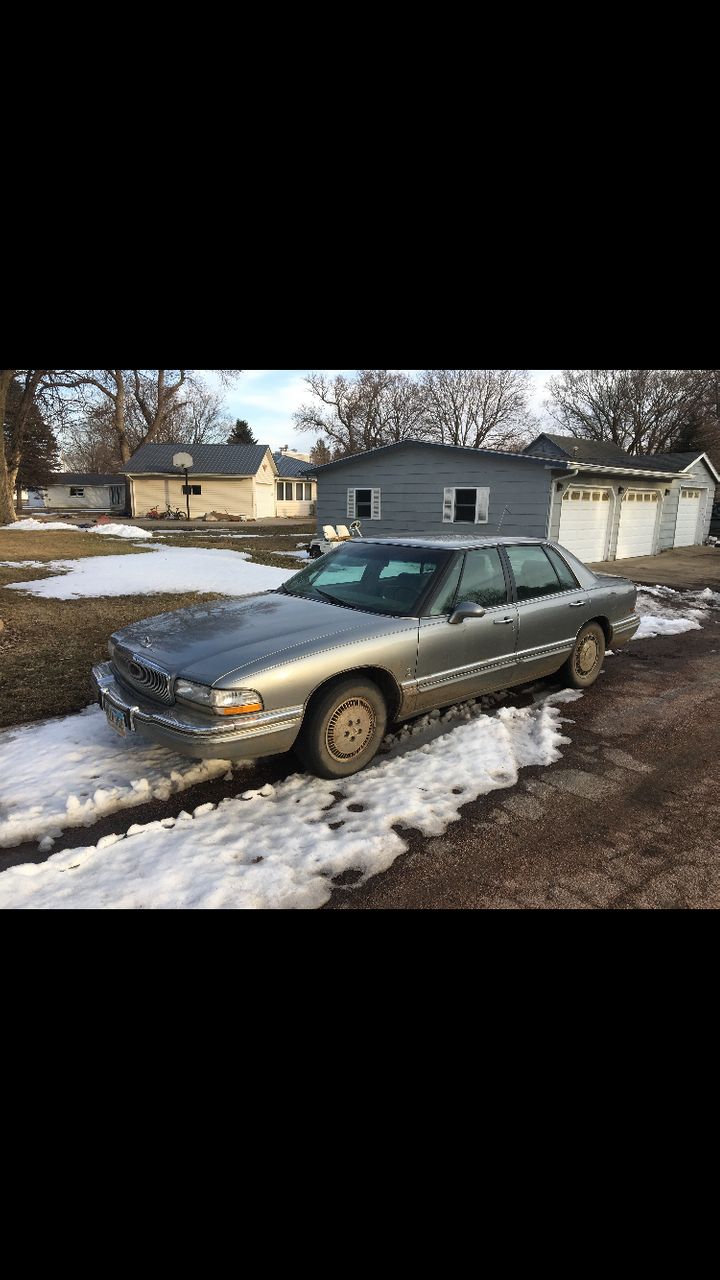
0 370 48 524
294 370 430 456
667 369 720 465
420 369 535 450
59 369 243 466
545 369 707 455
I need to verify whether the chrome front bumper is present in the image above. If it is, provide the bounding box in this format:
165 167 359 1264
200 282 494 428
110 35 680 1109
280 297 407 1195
91 663 304 760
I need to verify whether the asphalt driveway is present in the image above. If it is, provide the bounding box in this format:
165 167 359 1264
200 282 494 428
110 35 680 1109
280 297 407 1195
323 621 720 909
589 544 720 590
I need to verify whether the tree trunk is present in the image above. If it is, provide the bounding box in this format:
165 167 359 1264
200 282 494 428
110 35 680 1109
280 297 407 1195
0 466 16 525
0 370 17 525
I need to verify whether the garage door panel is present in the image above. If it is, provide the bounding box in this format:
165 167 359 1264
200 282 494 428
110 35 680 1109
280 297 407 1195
616 490 659 558
559 488 610 561
674 489 701 547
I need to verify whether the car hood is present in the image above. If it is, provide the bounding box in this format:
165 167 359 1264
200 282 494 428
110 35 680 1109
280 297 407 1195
112 590 415 687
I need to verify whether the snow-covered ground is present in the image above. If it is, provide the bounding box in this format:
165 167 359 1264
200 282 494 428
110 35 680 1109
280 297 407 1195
2 519 154 539
3 545 292 599
0 706 246 850
634 585 719 638
0 692 583 910
0 576 717 908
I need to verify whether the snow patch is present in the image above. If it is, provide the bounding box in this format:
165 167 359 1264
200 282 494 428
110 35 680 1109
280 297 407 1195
3 545 292 599
0 706 248 849
0 694 579 910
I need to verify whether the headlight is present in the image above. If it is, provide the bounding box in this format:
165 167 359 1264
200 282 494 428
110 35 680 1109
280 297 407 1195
175 679 264 716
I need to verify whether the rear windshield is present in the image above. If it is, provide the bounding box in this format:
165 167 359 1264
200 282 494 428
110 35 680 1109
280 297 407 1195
282 543 452 616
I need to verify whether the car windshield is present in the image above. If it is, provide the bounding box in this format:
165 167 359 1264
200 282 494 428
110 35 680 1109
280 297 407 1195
281 543 453 616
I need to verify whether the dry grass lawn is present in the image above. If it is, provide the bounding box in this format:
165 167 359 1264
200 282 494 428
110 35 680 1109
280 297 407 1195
0 525 317 729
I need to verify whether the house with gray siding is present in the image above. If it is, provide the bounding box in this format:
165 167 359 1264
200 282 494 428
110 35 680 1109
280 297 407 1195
309 437 718 563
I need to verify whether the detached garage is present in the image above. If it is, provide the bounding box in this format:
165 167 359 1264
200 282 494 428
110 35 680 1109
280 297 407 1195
310 434 717 565
526 434 718 561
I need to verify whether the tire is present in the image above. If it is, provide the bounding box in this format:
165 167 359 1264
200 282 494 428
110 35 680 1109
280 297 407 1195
561 622 606 689
296 677 387 779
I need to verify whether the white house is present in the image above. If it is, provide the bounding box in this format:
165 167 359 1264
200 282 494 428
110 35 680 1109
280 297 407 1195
27 473 127 513
273 451 317 518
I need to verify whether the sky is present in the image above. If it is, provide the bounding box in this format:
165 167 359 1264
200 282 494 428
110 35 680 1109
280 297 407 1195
202 370 562 453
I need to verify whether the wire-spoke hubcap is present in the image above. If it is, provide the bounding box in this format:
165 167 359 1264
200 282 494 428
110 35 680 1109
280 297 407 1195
575 636 600 676
326 697 376 761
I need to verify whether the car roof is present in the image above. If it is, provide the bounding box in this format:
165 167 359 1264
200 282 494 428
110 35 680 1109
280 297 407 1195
355 536 549 551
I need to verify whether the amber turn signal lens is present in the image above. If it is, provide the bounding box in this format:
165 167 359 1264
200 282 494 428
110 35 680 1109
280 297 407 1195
219 703 263 716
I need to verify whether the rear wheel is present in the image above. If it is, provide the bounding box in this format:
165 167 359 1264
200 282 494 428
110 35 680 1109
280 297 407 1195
296 677 387 778
562 622 605 689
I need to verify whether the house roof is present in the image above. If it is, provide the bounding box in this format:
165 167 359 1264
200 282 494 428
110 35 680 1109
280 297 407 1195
273 451 316 478
49 473 126 486
308 440 562 473
525 433 719 480
120 444 274 477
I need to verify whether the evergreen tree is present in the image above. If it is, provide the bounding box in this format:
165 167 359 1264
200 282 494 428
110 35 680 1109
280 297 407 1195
227 418 257 445
4 380 60 508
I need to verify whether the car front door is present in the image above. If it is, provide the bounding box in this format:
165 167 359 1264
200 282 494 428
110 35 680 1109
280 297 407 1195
412 547 519 711
502 543 592 680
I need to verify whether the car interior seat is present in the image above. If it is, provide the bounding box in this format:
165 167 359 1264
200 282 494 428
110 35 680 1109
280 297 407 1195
515 557 553 599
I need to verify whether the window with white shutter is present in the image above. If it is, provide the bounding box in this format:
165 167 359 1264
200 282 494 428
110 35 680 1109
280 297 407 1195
443 487 490 523
348 488 381 519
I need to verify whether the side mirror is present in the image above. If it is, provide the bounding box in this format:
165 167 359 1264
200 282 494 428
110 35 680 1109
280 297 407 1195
448 600 486 625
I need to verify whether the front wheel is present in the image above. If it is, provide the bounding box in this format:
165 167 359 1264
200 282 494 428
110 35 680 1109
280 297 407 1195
561 622 606 689
296 677 387 778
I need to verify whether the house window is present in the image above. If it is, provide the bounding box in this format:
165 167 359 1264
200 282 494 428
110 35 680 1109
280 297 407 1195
442 487 490 524
110 485 122 505
296 482 304 502
70 487 85 497
347 488 381 519
277 482 294 501
182 485 202 495
304 483 312 501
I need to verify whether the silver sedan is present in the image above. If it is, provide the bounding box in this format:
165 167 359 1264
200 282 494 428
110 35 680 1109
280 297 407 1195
91 536 639 778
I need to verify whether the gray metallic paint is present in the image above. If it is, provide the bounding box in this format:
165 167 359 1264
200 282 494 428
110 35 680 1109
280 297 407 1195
92 537 639 763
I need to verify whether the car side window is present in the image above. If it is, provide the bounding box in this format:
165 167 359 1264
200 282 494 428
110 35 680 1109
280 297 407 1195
506 545 566 601
544 545 579 591
455 548 508 608
427 555 463 616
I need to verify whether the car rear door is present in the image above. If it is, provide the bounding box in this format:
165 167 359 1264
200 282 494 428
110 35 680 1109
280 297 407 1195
412 547 519 711
501 543 591 680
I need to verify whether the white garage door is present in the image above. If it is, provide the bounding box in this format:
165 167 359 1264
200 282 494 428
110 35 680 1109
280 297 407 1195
616 490 660 559
674 488 702 546
559 487 611 561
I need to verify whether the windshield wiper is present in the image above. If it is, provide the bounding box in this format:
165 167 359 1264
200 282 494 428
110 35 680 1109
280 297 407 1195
312 586 342 605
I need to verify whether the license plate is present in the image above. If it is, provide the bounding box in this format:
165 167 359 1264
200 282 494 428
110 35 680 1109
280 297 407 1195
105 701 130 738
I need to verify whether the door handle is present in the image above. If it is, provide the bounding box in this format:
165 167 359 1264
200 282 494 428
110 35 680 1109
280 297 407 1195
569 600 590 607
493 616 515 625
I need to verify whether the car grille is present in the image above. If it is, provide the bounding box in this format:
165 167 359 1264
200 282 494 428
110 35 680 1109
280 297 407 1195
112 647 174 705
